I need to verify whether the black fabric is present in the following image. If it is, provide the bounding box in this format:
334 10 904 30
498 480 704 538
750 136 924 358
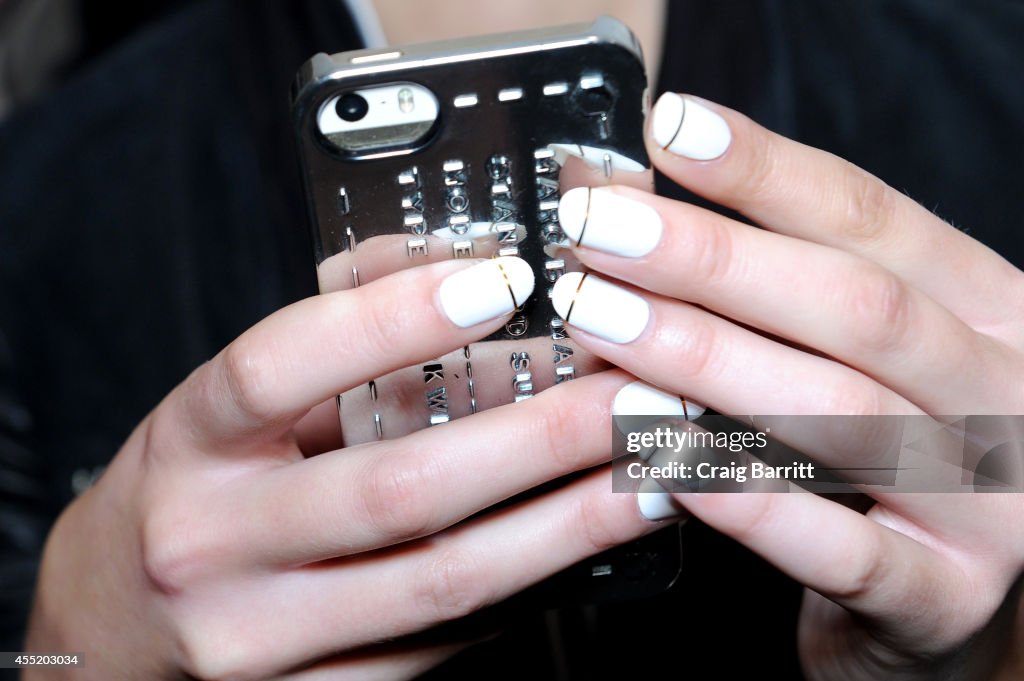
1 1 1022 678
655 0 1024 263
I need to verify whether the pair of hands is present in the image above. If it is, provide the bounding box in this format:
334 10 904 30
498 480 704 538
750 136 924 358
26 93 1024 680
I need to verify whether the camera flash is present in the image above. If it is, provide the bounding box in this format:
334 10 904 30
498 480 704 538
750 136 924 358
398 87 415 113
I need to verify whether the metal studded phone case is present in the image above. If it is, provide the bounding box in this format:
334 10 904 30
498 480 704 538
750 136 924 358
292 17 682 603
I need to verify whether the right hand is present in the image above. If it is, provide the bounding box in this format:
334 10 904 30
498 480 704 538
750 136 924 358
24 257 662 680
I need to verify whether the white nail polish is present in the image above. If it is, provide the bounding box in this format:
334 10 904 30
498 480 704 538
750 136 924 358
550 272 650 344
559 188 662 257
548 143 646 173
612 381 705 420
439 256 535 328
638 478 686 521
651 92 731 161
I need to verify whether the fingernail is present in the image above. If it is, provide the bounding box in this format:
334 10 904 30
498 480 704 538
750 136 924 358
612 381 705 420
439 256 535 327
548 144 647 174
550 272 650 344
559 188 662 257
638 478 686 521
651 92 731 161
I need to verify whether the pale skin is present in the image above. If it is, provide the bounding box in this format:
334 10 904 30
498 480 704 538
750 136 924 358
372 0 667 82
555 97 1024 679
26 259 665 680
25 3 1024 680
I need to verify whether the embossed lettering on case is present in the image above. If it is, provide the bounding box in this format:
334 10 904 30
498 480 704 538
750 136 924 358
292 18 681 604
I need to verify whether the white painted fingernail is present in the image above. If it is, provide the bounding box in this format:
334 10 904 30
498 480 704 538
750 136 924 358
559 188 662 257
651 92 731 161
612 381 705 420
548 144 647 173
550 272 649 344
439 256 534 327
638 478 686 521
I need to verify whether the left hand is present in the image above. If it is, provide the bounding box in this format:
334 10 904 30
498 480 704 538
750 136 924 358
551 92 1024 680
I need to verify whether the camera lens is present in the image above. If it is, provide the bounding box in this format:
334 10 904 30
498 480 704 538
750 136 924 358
335 93 369 122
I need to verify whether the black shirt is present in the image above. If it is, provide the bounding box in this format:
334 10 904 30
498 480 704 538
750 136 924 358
2 1 1022 678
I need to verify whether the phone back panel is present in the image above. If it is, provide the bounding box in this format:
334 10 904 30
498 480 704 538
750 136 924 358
292 18 681 604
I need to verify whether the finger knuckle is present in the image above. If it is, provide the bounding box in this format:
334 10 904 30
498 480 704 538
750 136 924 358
166 363 222 446
220 338 279 426
174 617 263 681
141 497 237 601
831 532 887 602
821 377 884 418
141 407 175 466
837 167 896 246
414 548 490 622
818 382 898 468
140 507 197 597
529 392 599 473
726 493 780 545
663 316 724 382
841 265 912 356
346 294 411 367
685 217 738 288
361 454 438 543
569 493 627 555
737 131 782 207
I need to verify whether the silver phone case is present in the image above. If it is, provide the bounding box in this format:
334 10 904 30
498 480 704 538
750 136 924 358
292 17 681 604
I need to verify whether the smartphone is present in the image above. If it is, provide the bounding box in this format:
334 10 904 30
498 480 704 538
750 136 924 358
292 16 681 605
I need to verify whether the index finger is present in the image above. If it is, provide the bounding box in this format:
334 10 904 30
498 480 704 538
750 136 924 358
646 92 1024 331
174 256 534 445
